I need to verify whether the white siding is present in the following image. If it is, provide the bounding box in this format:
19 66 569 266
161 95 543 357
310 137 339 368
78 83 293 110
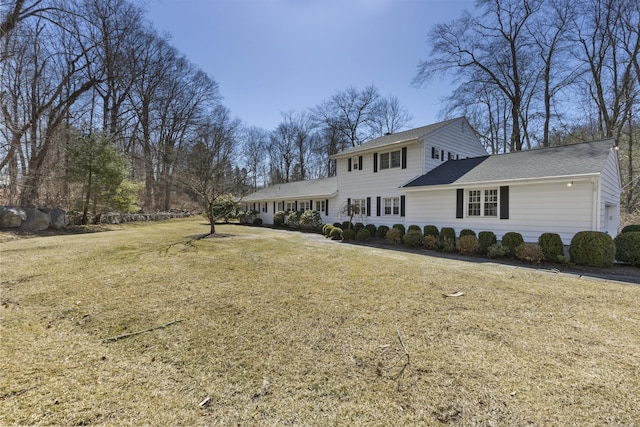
406 179 596 243
598 150 621 236
423 120 488 174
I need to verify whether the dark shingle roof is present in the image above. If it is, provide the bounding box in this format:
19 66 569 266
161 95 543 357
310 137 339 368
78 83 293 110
243 177 337 201
333 117 467 158
404 139 616 188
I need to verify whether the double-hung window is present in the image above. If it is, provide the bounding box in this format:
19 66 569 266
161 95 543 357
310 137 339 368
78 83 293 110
467 189 498 217
316 200 325 213
285 202 295 211
299 201 310 212
380 150 401 170
352 199 366 215
384 197 400 215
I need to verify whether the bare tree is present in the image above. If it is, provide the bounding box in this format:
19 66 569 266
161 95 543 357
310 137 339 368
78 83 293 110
369 95 413 136
242 126 269 190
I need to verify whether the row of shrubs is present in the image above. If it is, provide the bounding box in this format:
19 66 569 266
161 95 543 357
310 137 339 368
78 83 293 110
320 222 640 268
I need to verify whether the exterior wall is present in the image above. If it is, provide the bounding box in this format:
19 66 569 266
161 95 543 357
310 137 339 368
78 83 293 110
249 197 339 225
335 142 423 227
422 119 488 173
405 179 596 243
599 150 621 236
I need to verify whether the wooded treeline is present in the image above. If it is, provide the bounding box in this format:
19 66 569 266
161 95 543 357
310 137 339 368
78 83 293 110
0 0 638 217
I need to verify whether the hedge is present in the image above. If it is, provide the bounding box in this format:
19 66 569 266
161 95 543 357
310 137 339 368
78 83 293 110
569 231 615 267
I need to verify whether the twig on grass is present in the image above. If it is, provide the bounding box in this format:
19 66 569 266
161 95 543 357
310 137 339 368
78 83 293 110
102 319 184 343
378 323 411 391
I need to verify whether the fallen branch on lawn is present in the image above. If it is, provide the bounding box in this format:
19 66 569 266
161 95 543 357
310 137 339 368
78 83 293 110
102 320 184 343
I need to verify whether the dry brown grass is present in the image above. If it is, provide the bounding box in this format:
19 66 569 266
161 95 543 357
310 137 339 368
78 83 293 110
1 218 639 426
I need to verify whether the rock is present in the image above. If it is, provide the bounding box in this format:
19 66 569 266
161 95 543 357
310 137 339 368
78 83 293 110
20 208 51 231
40 208 67 229
0 206 27 228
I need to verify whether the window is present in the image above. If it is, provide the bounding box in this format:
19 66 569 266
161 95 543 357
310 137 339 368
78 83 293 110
468 190 481 216
278 202 284 211
384 197 400 215
316 200 326 213
353 199 366 215
263 203 267 213
352 157 359 170
467 189 498 217
484 189 498 217
432 147 440 159
286 202 295 211
299 201 310 212
380 150 401 170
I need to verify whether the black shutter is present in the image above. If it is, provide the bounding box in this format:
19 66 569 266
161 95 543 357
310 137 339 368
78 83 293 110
441 150 445 162
310 200 313 210
366 197 371 217
456 189 464 218
325 199 329 216
500 186 509 219
348 158 352 172
294 201 298 211
373 153 378 172
347 198 351 216
401 147 407 169
253 202 256 211
400 195 406 217
376 196 381 216
359 155 363 170
273 202 276 212
431 147 436 159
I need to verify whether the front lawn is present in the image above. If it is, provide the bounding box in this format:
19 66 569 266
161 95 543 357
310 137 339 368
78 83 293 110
1 218 639 425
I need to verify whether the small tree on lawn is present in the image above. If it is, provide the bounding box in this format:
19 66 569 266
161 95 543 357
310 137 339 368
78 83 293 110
179 106 242 235
336 200 366 229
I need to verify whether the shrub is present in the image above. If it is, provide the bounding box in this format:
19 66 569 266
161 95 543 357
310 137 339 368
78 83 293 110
386 227 403 245
333 222 342 228
569 231 616 268
322 223 332 235
392 224 406 235
252 217 263 226
408 224 421 233
459 228 476 238
273 211 286 226
621 224 640 234
614 232 640 266
377 225 390 238
404 230 424 248
365 224 377 236
299 210 323 231
487 243 510 258
423 235 440 250
478 231 497 255
501 232 524 257
356 228 371 242
439 227 456 249
538 233 564 263
286 211 302 228
423 225 439 238
342 228 356 241
330 227 343 240
342 221 353 230
516 243 544 263
353 222 364 233
457 235 479 254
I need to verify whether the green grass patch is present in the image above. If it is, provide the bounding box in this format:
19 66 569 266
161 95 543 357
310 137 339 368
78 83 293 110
1 218 639 425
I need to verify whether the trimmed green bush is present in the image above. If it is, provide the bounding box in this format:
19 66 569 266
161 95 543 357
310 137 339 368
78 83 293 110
273 211 286 226
365 224 377 236
386 227 403 245
333 222 342 228
478 231 497 255
459 228 476 238
377 225 390 238
330 227 343 240
516 243 544 263
569 231 616 267
321 224 332 235
487 243 510 258
354 222 365 233
342 221 352 230
538 233 564 263
404 230 424 248
356 228 371 242
457 235 479 254
440 227 456 251
323 225 334 237
501 232 524 257
252 217 263 226
614 232 640 266
342 228 356 241
423 235 439 250
408 225 421 233
423 225 439 238
621 224 640 234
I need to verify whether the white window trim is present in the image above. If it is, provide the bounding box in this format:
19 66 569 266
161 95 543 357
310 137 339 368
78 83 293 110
380 149 401 170
466 188 499 218
383 197 400 216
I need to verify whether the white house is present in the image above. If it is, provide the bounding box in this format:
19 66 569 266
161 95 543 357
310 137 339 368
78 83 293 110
243 117 621 242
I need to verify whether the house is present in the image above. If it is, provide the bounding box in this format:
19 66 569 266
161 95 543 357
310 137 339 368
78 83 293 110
243 117 621 242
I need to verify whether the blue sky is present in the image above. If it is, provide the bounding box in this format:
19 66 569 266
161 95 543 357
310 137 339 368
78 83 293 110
146 0 476 131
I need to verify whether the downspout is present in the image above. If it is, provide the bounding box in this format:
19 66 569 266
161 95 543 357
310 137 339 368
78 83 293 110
591 177 600 231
